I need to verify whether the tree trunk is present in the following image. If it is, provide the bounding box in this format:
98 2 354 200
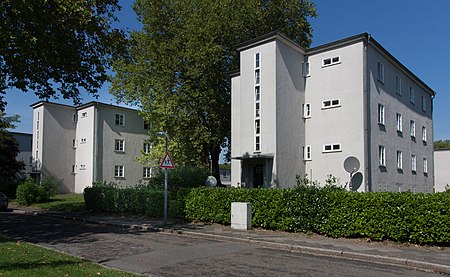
210 144 223 187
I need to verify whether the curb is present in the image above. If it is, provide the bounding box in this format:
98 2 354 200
11 210 450 275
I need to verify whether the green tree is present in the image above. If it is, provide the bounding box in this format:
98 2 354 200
0 0 126 106
0 112 24 184
435 140 450 150
111 0 317 185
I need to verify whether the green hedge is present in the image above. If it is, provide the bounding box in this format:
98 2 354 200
183 187 450 245
84 186 166 217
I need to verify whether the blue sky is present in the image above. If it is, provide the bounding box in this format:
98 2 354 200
5 0 450 141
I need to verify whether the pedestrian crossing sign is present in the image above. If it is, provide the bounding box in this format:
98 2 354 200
159 151 175 169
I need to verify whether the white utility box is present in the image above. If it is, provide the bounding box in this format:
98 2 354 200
231 202 252 230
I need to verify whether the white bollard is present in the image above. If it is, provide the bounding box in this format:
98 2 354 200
231 202 252 230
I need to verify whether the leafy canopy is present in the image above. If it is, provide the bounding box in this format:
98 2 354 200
111 0 317 174
0 112 24 182
0 0 126 106
435 140 450 150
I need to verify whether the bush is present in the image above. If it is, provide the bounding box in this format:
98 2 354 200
16 177 38 205
36 176 61 203
183 187 450 245
147 166 208 196
0 179 21 198
84 183 166 217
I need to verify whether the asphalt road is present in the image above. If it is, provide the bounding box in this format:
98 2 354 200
0 213 445 277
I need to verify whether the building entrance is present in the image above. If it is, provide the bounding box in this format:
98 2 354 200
253 164 264 188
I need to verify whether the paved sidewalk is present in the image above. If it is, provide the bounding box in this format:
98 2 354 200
9 206 450 275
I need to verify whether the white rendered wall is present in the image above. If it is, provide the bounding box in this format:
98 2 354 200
74 106 95 193
434 150 450 192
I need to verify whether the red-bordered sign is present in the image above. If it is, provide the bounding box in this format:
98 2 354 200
159 151 175 169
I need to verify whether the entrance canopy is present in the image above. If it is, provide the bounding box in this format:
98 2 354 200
231 153 274 160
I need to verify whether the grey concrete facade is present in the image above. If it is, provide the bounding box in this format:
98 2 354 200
31 101 150 193
231 33 435 192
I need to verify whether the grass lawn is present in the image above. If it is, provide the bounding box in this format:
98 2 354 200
11 194 86 212
0 235 140 276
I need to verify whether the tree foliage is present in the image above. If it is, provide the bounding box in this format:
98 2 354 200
111 0 317 183
0 112 24 183
435 140 450 150
0 0 126 106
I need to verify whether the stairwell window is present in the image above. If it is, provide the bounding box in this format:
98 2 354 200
255 102 260 117
303 103 311 118
377 104 385 125
303 145 312 160
379 145 386 166
115 113 125 126
377 61 385 83
255 119 260 135
255 52 260 68
114 165 125 178
255 86 260 101
255 136 261 152
255 69 260 85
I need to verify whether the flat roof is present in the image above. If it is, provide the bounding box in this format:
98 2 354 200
30 100 139 113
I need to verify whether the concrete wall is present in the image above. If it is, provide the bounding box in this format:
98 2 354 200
11 132 33 174
434 149 450 192
367 44 433 192
304 41 366 189
74 106 95 193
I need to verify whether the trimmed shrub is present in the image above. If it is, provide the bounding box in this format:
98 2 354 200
16 177 38 205
36 176 61 203
147 166 208 196
183 187 450 245
84 184 166 217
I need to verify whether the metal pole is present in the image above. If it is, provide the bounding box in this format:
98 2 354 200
164 136 168 225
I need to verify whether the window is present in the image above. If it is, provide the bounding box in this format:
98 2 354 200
144 121 151 130
72 165 76 173
303 145 312 160
143 143 151 154
395 76 402 95
323 143 341 153
421 96 426 112
36 121 39 130
255 119 260 134
322 99 340 109
72 139 77 148
81 138 87 144
423 158 428 174
397 151 403 169
81 112 87 118
255 86 260 101
255 102 260 117
396 113 403 132
377 61 384 83
255 69 260 85
80 164 86 170
255 52 260 68
379 145 386 166
115 139 125 152
322 56 340 67
115 114 125 126
411 155 417 172
143 167 152 179
409 87 415 104
410 120 416 137
255 136 260 152
302 61 310 77
302 103 311 118
114 165 124 177
422 126 427 142
377 104 385 125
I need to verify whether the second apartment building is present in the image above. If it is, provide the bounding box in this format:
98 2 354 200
31 101 152 193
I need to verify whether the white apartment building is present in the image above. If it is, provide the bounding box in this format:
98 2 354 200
231 32 435 192
11 132 33 176
31 101 152 193
434 149 450 192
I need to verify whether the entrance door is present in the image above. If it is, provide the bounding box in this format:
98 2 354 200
253 164 264 188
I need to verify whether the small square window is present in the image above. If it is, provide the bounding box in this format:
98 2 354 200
115 114 125 126
143 143 151 154
81 112 88 118
81 138 87 144
115 139 125 152
143 167 152 178
114 165 124 177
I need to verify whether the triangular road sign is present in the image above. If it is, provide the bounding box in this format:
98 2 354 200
159 151 175 169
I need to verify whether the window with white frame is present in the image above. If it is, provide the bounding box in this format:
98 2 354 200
410 120 416 137
81 138 87 144
72 113 78 122
255 52 260 68
255 102 260 117
72 139 77 148
423 158 428 174
377 104 385 125
255 69 260 85
409 86 415 104
143 167 152 178
255 119 260 134
81 112 87 118
80 164 86 170
395 76 402 95
72 164 76 174
421 96 426 112
114 165 124 177
143 142 151 154
322 99 340 109
255 86 260 101
302 103 311 118
303 145 312 160
411 155 417 172
255 136 260 152
396 113 403 132
323 143 341 153
302 61 310 77
322 56 340 67
377 61 384 83
422 126 427 142
115 114 125 126
115 139 125 152
397 151 403 169
379 145 386 166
